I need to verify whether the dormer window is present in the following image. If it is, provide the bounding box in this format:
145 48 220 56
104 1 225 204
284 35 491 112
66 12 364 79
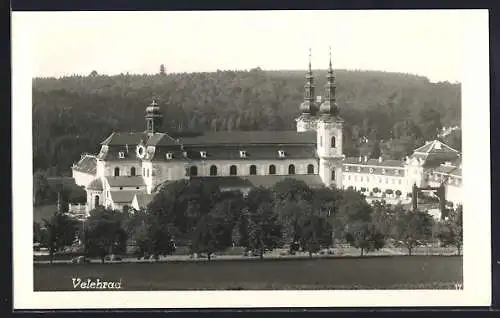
394 169 399 175
200 151 207 158
166 153 173 160
369 168 374 173
118 152 125 159
382 169 386 174
240 150 247 158
357 166 361 172
278 150 285 158
345 166 349 172
182 151 188 158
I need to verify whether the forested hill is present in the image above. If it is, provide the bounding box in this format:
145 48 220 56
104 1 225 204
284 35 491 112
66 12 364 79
32 68 461 175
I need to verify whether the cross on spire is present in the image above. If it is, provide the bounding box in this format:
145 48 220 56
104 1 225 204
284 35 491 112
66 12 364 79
150 99 158 107
329 46 332 69
308 48 312 71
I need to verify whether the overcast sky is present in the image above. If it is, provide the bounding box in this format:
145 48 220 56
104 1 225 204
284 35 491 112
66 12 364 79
21 10 472 82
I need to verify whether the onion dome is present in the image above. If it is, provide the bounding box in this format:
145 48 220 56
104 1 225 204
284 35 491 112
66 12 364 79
319 100 339 116
146 99 161 115
87 178 103 191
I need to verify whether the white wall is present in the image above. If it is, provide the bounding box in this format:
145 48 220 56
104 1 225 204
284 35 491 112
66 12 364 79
72 170 95 188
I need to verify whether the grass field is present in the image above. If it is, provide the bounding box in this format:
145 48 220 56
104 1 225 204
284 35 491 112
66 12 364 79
34 255 462 291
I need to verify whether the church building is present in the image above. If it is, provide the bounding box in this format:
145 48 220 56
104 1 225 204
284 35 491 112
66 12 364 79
72 51 462 214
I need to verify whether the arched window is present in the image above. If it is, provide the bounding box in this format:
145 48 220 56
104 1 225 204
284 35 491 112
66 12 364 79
114 167 120 177
269 165 276 175
190 166 198 176
249 165 257 175
230 165 237 176
210 165 218 176
307 164 314 174
331 136 336 148
94 195 99 208
288 164 295 175
331 169 336 181
130 167 136 176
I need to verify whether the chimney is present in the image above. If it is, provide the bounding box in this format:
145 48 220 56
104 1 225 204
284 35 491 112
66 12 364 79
378 156 383 163
364 156 368 163
316 96 322 103
126 144 129 153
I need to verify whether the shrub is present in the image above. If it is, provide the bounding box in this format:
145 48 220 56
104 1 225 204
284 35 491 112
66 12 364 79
360 187 367 192
395 190 402 197
373 187 380 193
386 189 393 195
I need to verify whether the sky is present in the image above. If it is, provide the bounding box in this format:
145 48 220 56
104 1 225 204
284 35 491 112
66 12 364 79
18 10 473 83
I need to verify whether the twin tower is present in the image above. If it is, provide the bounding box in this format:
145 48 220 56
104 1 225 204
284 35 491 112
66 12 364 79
295 48 344 187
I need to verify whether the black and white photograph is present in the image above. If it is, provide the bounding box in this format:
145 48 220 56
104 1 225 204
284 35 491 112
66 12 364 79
12 9 491 309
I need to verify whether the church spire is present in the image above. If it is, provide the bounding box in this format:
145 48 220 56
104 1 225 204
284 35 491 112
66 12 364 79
145 97 163 134
319 46 339 116
305 48 315 102
299 48 317 115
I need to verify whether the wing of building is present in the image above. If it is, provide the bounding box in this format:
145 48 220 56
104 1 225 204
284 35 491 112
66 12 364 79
71 52 462 214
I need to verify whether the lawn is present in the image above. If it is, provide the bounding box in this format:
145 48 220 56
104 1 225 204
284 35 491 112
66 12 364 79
34 255 462 291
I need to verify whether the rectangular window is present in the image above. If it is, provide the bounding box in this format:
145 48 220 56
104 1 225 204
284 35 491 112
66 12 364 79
118 152 125 159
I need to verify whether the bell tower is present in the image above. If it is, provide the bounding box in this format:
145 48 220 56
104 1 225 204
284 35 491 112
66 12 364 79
296 48 318 132
317 47 344 187
145 98 163 134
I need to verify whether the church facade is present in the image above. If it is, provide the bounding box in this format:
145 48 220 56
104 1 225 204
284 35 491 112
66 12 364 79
72 54 462 214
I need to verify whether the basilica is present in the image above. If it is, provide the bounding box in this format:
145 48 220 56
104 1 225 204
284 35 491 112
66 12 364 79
72 55 462 214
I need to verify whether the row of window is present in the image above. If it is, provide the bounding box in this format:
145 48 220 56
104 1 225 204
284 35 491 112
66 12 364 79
113 166 151 177
344 166 402 175
188 164 316 177
344 174 403 185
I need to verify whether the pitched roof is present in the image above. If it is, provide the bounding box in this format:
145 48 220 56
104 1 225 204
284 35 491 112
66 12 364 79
105 176 145 187
72 154 97 175
178 131 316 145
87 178 103 190
410 140 461 167
100 132 178 146
110 190 138 203
134 192 154 208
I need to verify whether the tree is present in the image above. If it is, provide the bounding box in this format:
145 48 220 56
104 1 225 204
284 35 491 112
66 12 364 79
190 214 231 260
438 205 463 255
393 210 434 255
272 179 314 203
42 212 79 263
298 214 330 257
247 202 282 259
84 207 128 263
419 105 442 140
345 222 385 256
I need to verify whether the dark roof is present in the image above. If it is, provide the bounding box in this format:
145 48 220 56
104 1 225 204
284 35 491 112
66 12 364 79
87 178 103 190
110 191 138 203
100 132 178 147
134 192 154 208
105 176 145 187
190 174 324 190
178 131 316 145
411 140 460 166
72 154 97 174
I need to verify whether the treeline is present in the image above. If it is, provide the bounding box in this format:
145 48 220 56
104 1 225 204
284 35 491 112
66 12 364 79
33 69 461 175
35 179 463 262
